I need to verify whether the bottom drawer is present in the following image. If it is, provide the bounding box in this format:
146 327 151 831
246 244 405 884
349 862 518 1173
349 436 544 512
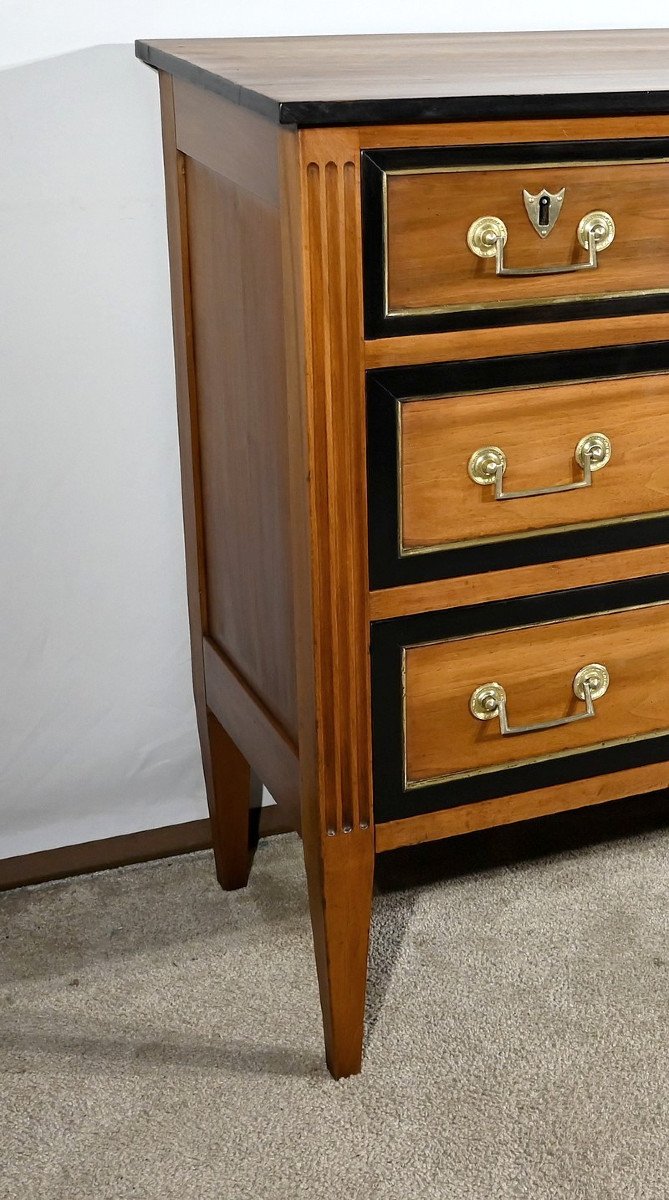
371 574 669 824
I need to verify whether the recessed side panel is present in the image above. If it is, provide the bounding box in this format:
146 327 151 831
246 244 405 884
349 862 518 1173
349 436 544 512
184 154 298 739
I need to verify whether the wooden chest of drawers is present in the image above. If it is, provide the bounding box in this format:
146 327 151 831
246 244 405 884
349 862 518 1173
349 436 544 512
137 30 669 1078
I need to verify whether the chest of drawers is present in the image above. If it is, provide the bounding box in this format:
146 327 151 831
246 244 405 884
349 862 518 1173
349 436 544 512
137 30 669 1078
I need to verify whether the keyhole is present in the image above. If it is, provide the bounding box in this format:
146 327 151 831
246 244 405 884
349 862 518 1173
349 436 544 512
539 195 550 227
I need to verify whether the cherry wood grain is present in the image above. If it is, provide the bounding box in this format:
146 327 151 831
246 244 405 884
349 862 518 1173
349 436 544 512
280 125 374 1078
365 312 669 369
400 373 669 554
160 75 299 888
173 78 280 205
311 829 374 1078
150 49 669 1080
284 128 373 840
375 762 669 851
405 603 669 786
357 114 669 150
386 160 669 316
205 713 259 889
137 33 669 126
202 638 300 827
159 76 254 890
184 154 298 740
369 545 669 621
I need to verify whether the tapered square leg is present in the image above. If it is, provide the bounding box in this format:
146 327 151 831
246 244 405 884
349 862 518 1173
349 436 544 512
280 130 377 1077
205 710 261 891
303 823 375 1079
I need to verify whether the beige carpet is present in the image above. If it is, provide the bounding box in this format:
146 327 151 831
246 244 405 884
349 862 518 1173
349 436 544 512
2 814 669 1199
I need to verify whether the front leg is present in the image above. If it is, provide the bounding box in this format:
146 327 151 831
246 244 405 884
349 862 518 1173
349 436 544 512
303 818 375 1079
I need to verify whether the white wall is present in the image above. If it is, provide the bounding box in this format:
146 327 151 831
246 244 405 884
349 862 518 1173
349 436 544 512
2 3 666 858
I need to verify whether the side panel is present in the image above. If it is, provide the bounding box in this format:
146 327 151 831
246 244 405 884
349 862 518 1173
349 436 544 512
174 81 298 742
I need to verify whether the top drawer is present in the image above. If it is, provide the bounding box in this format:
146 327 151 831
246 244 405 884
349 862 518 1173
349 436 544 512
362 139 669 338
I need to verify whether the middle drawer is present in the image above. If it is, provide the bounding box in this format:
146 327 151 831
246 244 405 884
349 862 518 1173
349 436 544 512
367 342 669 588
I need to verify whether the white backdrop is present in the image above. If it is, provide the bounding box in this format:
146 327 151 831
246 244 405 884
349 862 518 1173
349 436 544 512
2 3 666 858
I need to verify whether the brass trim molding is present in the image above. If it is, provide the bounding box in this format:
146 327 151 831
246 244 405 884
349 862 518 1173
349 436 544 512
395 391 669 559
381 155 669 320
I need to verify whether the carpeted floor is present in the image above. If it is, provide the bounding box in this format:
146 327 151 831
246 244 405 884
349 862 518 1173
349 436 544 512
2 813 669 1199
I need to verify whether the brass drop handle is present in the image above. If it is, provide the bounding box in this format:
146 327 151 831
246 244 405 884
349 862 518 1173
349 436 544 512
467 210 615 276
469 663 610 737
468 433 611 501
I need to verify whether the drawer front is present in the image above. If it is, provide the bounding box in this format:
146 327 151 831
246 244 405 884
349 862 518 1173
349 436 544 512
371 577 669 823
406 606 668 785
362 140 669 338
402 372 669 551
367 342 669 588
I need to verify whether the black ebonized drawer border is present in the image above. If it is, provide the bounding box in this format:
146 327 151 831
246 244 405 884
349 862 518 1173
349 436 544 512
367 340 669 590
371 573 669 824
362 138 669 339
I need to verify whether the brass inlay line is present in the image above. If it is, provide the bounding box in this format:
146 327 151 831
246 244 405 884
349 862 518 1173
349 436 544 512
400 506 669 559
399 596 669 791
380 154 669 319
389 288 669 320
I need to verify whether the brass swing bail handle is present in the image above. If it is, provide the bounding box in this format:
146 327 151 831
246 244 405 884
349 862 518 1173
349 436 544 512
467 210 615 277
468 433 612 502
469 663 610 737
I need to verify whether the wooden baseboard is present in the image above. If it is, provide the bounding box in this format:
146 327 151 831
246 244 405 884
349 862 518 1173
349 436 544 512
0 805 292 892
